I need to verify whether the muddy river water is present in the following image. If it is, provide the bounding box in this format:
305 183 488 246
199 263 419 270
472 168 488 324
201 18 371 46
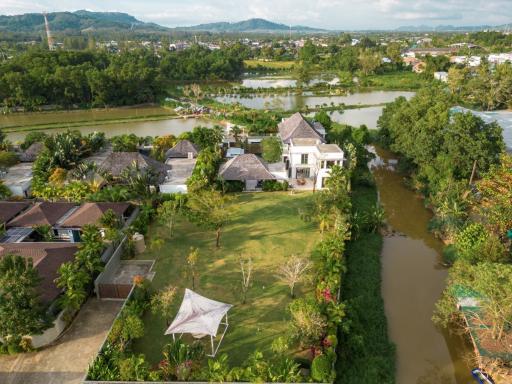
371 146 474 384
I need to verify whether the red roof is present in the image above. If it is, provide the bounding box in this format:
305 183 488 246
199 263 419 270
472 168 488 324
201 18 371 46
7 202 76 228
59 202 131 228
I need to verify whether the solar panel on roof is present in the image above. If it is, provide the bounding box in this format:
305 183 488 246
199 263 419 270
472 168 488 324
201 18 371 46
0 228 34 243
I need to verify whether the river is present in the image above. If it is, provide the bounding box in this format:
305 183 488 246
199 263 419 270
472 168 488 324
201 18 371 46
371 146 474 384
214 90 415 110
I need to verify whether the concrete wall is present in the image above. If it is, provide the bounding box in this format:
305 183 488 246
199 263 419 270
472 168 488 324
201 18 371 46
30 309 67 349
95 237 127 298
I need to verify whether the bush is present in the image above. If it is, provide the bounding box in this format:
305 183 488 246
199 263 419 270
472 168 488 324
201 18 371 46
218 180 245 193
311 354 332 382
262 180 288 192
21 132 47 150
0 151 19 168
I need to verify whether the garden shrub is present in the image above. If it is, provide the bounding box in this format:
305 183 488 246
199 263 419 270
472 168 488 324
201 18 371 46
0 151 19 168
311 354 332 382
217 179 245 193
262 180 288 191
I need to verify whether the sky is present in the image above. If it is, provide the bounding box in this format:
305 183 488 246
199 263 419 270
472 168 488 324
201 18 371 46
1 0 512 30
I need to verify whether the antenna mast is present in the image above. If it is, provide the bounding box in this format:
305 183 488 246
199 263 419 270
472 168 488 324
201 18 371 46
43 12 55 51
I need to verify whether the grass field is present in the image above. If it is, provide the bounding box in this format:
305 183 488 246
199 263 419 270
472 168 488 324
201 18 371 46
244 59 295 70
362 71 431 90
132 192 317 366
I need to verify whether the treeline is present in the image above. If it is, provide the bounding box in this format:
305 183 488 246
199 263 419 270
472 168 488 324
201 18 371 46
379 86 512 373
448 63 512 110
0 45 246 109
378 85 504 221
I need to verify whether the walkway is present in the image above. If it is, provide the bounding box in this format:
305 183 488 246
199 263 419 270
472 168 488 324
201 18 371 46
0 298 122 384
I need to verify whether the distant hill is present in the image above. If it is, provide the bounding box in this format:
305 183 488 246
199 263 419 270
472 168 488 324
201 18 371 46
0 10 167 33
395 23 511 32
177 18 326 33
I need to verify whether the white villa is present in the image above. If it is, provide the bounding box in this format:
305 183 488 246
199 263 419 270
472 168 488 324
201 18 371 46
278 112 344 190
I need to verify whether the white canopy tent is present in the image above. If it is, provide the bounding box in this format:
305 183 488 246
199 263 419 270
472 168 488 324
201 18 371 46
165 289 233 357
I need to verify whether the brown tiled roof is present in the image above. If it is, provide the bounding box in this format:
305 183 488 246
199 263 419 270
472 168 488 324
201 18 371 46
99 152 171 183
278 112 324 144
0 243 78 303
165 140 199 159
0 201 30 224
219 154 275 181
59 202 131 228
7 202 76 228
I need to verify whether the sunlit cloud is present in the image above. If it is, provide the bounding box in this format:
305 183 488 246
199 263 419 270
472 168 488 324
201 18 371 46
0 0 511 30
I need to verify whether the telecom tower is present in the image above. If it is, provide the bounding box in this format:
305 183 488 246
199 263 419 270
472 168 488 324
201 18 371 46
43 12 55 51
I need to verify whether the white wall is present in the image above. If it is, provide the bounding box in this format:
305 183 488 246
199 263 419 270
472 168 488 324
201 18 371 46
159 184 188 194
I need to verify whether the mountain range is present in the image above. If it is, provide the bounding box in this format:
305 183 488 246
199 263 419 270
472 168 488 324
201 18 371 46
176 18 325 32
0 10 166 33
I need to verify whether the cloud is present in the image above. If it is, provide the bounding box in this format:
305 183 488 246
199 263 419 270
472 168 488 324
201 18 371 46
0 0 511 29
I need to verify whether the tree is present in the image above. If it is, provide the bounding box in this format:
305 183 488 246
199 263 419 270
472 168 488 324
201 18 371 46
288 298 326 347
231 126 242 145
358 50 381 76
294 61 313 86
151 135 177 161
261 136 282 163
157 198 184 238
239 257 253 304
277 256 311 298
186 190 234 248
55 261 91 313
386 43 402 66
150 285 177 326
314 110 332 131
75 224 104 275
186 247 199 290
0 255 49 345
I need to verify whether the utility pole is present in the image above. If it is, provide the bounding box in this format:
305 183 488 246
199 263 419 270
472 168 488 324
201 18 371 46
43 12 55 51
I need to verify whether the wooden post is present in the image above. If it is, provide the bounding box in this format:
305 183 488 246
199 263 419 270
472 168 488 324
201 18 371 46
469 160 477 185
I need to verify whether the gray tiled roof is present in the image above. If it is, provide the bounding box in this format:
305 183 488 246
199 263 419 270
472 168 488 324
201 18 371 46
99 152 171 183
165 140 199 159
278 112 325 144
219 154 275 181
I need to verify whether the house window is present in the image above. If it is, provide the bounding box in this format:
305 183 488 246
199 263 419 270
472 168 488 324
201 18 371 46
326 161 336 169
300 154 308 164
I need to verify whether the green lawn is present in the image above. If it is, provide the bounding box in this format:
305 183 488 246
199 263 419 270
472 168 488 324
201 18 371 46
132 192 317 366
244 59 295 70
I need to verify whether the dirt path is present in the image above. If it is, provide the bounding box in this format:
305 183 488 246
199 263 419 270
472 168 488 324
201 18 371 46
0 298 122 384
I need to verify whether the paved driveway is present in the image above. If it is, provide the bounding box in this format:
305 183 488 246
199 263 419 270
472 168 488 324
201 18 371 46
0 298 122 384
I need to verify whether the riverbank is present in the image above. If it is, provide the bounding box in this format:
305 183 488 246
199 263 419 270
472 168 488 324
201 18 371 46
336 178 396 384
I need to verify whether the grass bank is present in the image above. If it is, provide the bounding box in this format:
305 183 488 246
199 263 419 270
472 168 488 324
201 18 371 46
336 182 396 384
132 192 317 366
361 71 431 91
244 59 295 70
1 114 189 133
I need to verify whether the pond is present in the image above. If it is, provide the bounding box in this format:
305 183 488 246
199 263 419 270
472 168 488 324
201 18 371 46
371 146 474 384
214 90 415 110
328 106 384 129
238 75 340 89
